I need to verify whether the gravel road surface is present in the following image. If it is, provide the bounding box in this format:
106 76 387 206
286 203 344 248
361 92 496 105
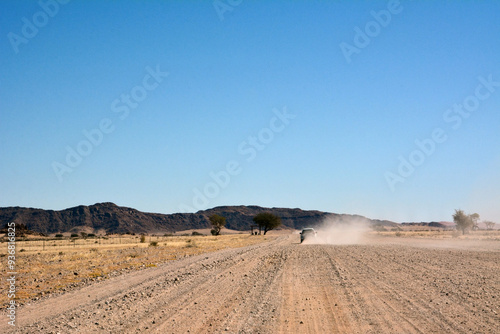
2 235 498 333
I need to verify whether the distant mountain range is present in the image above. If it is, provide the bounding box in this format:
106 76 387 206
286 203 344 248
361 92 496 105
0 202 399 235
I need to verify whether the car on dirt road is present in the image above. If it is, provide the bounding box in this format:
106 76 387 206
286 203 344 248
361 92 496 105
300 228 317 243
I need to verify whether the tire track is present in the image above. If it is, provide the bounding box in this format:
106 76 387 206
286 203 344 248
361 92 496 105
278 245 352 334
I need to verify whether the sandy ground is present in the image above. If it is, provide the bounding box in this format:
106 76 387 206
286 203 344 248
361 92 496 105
1 234 498 333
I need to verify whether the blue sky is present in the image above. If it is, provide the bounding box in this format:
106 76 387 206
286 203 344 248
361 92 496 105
1 0 499 223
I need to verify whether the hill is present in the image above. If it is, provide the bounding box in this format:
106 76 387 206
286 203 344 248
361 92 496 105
0 203 398 234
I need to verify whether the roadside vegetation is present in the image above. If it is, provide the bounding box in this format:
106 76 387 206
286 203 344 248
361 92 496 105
209 214 226 236
253 212 282 235
0 234 273 309
452 210 498 234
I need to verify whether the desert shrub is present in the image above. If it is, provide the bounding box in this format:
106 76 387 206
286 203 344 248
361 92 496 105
191 231 204 236
88 233 96 238
140 235 146 243
395 232 402 237
185 239 197 248
70 233 79 238
149 241 158 247
371 224 385 232
55 234 63 238
59 251 64 255
20 249 26 252
90 248 98 252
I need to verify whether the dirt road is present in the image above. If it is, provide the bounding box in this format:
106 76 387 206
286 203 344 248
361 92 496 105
2 235 499 333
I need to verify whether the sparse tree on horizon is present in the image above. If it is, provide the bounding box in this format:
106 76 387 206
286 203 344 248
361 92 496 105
209 214 226 236
253 212 281 235
470 213 480 231
484 221 496 230
453 209 474 235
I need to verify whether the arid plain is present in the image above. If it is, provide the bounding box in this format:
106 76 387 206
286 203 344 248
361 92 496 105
1 231 499 333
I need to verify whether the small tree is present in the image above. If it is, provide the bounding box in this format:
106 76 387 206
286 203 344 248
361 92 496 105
253 212 281 235
209 214 226 236
484 221 496 230
453 209 473 235
470 213 480 231
140 234 146 243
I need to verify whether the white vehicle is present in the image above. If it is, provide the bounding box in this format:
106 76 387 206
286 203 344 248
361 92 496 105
300 228 317 243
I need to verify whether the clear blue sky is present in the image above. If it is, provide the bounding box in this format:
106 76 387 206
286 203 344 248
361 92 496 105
1 1 499 223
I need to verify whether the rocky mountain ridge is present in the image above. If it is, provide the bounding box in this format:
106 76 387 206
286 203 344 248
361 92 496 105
0 202 398 234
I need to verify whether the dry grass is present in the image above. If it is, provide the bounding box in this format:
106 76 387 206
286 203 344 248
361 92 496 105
0 234 273 308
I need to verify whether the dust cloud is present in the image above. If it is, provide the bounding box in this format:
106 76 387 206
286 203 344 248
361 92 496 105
301 216 371 245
